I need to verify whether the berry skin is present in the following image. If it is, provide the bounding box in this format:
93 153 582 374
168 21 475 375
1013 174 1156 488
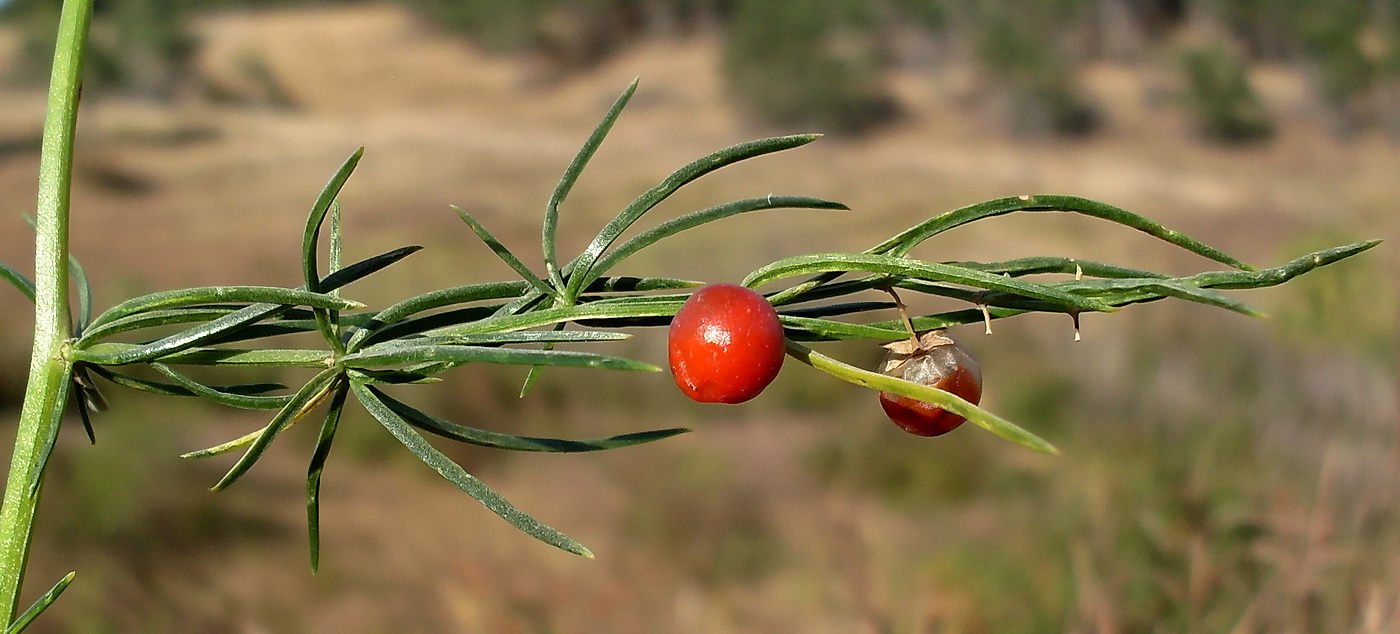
668 284 785 404
878 329 983 436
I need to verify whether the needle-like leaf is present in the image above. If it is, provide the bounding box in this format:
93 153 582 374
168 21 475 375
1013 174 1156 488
562 133 822 301
744 253 1116 313
576 195 847 293
149 363 294 410
342 342 659 373
454 206 558 300
544 79 638 290
950 256 1165 279
86 364 285 397
26 365 74 497
303 150 364 352
68 253 91 334
80 345 331 368
0 261 35 303
307 383 349 573
210 368 341 492
77 306 242 343
352 382 593 558
871 194 1253 270
370 386 687 452
87 286 361 332
180 427 265 460
78 246 419 357
345 281 531 351
4 571 75 634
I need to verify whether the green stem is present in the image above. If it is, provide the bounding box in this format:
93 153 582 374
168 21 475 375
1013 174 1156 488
0 0 94 620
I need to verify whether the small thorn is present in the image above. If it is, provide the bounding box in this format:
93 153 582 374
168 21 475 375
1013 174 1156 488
1071 312 1082 342
1074 261 1083 280
980 304 993 335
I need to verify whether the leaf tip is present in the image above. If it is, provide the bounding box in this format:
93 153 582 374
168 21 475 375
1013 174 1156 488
210 471 238 492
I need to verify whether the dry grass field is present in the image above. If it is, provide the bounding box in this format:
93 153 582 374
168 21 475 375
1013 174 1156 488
0 4 1396 632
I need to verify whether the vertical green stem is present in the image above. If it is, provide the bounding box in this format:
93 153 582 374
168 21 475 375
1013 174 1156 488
0 0 94 620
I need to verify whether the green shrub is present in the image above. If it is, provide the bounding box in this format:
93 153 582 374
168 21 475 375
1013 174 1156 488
410 0 556 53
722 0 899 135
1179 44 1274 143
409 0 666 81
975 7 1101 137
1297 1 1386 136
106 0 197 99
4 0 62 84
3 0 195 99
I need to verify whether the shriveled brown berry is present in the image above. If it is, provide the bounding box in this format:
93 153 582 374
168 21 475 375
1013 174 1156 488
878 329 982 436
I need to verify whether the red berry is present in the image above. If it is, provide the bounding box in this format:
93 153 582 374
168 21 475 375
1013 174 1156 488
878 329 983 436
668 284 785 404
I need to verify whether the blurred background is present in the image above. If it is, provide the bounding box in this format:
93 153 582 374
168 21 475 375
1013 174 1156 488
0 0 1397 631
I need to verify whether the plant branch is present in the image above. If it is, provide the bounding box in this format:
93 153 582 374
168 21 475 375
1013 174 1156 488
0 0 94 621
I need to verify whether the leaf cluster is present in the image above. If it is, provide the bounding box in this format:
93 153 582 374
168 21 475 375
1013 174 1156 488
0 81 1377 564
